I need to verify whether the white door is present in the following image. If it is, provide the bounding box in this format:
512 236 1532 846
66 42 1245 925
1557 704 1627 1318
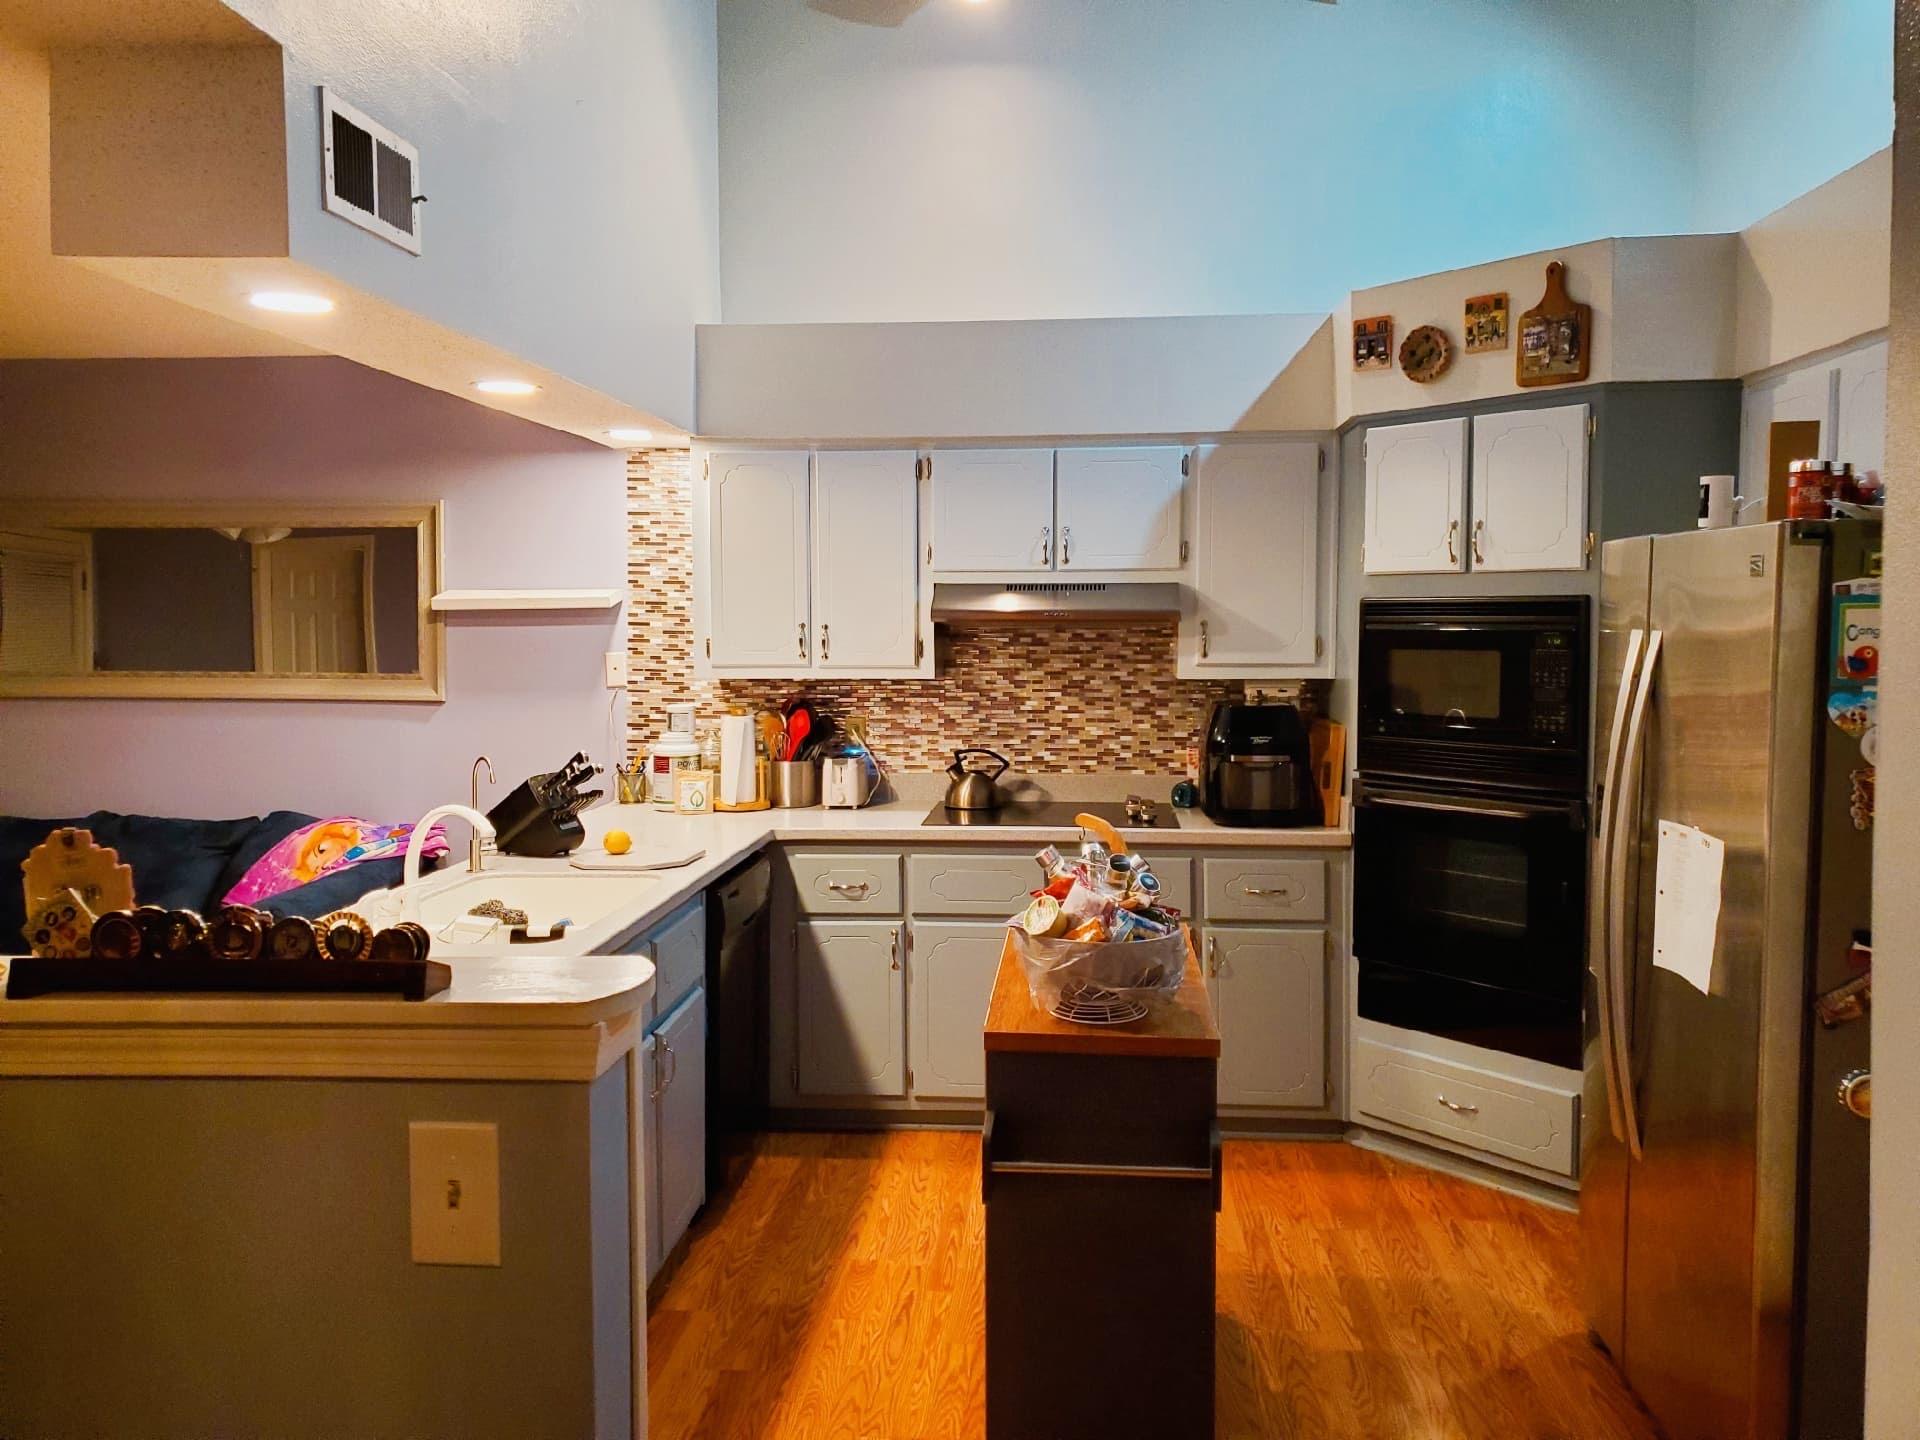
796 920 905 1096
1363 417 1468 574
1206 927 1326 1108
813 450 920 671
1471 404 1590 572
640 1036 662 1280
1053 446 1184 571
708 450 811 668
928 449 1055 572
252 535 374 673
653 987 708 1266
1835 341 1888 490
1185 442 1320 669
908 920 1004 1099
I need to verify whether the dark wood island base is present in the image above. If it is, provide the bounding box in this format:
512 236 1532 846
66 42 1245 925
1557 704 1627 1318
982 934 1222 1439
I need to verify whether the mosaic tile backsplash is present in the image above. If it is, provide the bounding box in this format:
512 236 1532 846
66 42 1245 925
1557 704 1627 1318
624 449 1238 774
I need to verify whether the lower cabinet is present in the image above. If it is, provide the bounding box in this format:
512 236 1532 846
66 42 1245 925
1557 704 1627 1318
908 920 1007 1099
652 987 708 1276
796 919 906 1097
1205 926 1327 1109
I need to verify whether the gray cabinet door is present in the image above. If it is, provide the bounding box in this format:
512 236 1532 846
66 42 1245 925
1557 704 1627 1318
1206 927 1326 1108
908 920 1005 1099
653 986 708 1268
796 920 906 1096
640 1036 662 1281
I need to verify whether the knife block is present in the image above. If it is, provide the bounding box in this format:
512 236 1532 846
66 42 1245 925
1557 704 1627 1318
486 772 586 857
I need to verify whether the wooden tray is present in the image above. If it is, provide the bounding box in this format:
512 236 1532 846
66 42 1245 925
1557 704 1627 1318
4 955 452 1001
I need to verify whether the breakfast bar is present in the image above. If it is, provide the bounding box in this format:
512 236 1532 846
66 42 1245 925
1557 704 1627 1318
981 935 1221 1440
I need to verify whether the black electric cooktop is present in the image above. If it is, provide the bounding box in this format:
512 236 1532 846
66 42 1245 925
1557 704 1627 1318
920 800 1164 828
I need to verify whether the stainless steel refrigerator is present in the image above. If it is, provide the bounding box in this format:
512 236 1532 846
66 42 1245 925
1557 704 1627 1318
1583 521 1875 1440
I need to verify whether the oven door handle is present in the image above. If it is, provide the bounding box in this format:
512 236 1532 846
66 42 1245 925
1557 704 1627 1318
1591 628 1645 1147
1356 791 1562 823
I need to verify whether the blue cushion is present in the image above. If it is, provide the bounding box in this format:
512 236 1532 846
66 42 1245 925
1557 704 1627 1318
210 810 319 902
258 858 411 921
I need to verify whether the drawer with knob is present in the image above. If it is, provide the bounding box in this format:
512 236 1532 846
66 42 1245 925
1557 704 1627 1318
1351 1035 1578 1176
1201 857 1326 923
788 852 903 915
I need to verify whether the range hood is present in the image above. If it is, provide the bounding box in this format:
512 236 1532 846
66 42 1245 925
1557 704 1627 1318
931 582 1182 625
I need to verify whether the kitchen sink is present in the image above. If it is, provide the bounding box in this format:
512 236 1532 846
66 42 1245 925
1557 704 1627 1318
413 872 651 949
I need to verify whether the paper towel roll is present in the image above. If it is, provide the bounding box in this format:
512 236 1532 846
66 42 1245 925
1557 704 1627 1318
719 713 756 805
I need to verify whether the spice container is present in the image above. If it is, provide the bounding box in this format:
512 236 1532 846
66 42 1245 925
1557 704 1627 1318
1787 459 1834 521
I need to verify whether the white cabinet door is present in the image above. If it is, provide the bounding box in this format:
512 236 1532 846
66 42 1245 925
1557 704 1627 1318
1740 361 1834 501
1054 446 1184 571
640 1036 662 1280
1206 927 1326 1109
929 449 1055 572
1470 404 1589 572
653 987 708 1268
813 450 920 671
1363 418 1467 574
1836 341 1888 487
907 921 1004 1099
1185 442 1320 669
796 920 905 1097
708 450 811 667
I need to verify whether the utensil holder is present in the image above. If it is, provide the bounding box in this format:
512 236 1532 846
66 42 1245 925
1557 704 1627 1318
770 759 820 809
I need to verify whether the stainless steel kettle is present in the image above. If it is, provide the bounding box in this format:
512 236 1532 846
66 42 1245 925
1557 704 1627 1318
942 747 1011 811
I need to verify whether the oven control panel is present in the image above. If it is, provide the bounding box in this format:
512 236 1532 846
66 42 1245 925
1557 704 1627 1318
1530 636 1576 742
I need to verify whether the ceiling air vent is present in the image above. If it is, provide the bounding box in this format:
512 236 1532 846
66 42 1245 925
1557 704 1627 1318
320 87 422 255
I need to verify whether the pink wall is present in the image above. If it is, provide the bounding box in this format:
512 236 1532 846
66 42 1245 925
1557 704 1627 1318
0 358 628 821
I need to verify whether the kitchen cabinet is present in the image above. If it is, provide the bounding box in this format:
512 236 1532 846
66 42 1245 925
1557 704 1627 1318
1181 441 1322 673
1469 404 1590 572
908 920 1005 1098
812 449 921 670
796 919 906 1097
1363 417 1468 575
929 449 1055 572
706 450 811 668
1053 446 1184 570
1205 927 1326 1108
652 986 708 1272
641 1036 662 1280
1835 340 1888 483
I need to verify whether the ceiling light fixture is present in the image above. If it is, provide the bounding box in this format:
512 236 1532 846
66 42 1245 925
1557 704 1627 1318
249 290 334 315
474 379 539 397
607 427 654 443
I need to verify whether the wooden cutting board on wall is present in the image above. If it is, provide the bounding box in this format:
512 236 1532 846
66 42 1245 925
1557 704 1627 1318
1516 261 1592 387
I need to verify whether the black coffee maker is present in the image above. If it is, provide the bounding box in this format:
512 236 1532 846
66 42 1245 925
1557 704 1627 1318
1199 701 1322 828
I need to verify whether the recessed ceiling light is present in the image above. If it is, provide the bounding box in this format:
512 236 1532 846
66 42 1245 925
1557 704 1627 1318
607 427 654 443
474 379 539 397
249 290 334 315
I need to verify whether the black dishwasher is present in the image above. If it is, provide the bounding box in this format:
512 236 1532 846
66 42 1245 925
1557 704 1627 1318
705 854 770 1193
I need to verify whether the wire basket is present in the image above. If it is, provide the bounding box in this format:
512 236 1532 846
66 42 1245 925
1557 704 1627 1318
1010 924 1189 1025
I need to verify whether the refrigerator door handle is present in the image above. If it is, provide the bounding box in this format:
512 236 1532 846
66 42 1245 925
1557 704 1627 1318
1593 627 1646 1144
1610 628 1662 1161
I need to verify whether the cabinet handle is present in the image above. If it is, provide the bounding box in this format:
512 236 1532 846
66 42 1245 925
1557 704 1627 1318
797 622 807 660
1205 934 1220 976
1240 884 1293 898
1471 520 1485 566
890 927 901 972
826 880 870 898
1446 519 1458 565
651 1038 677 1099
1200 619 1210 658
1436 1093 1478 1116
1061 527 1073 566
821 623 830 662
1039 525 1052 566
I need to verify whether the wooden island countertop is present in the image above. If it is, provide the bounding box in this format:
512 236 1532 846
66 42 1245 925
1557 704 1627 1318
982 930 1220 1060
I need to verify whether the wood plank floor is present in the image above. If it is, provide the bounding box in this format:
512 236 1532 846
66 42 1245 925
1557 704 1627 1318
648 1131 1661 1440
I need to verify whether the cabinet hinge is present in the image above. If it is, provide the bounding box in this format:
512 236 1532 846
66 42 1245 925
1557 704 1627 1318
1179 539 1190 564
915 635 925 664
1180 452 1191 477
1586 530 1596 559
1318 446 1327 473
705 636 711 658
702 457 710 480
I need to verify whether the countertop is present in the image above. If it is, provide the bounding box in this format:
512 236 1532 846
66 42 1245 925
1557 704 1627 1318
983 933 1220 1060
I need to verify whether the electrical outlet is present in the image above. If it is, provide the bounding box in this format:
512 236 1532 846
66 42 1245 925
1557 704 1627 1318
603 650 628 687
409 1122 501 1266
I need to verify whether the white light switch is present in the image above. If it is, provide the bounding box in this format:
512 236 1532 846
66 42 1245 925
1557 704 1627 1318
409 1121 501 1266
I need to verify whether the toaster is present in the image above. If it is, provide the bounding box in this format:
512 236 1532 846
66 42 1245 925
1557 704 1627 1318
821 751 880 808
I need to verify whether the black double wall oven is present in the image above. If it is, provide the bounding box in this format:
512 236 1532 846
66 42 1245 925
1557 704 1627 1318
1354 596 1590 1070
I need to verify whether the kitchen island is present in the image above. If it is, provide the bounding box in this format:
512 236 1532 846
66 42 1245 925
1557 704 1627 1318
982 934 1221 1439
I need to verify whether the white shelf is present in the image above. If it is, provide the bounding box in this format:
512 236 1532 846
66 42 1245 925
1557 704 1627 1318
430 589 621 612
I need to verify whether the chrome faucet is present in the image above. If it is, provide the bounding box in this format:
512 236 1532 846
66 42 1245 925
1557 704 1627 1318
470 755 495 872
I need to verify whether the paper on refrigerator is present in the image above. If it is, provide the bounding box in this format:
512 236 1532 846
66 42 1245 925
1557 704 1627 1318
1652 820 1725 995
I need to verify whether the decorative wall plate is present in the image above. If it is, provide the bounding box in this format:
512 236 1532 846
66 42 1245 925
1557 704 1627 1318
1398 324 1453 384
1352 315 1393 371
1464 292 1509 352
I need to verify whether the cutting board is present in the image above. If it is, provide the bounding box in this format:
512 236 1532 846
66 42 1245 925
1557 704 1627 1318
1516 261 1591 387
568 848 708 873
1310 720 1346 827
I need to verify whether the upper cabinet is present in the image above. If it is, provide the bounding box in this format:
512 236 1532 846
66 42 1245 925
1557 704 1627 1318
1739 337 1886 506
1363 418 1468 574
701 449 926 677
1053 447 1185 571
1470 405 1590 572
929 450 1056 572
1363 406 1589 575
930 447 1186 575
1834 341 1888 485
1179 442 1325 675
